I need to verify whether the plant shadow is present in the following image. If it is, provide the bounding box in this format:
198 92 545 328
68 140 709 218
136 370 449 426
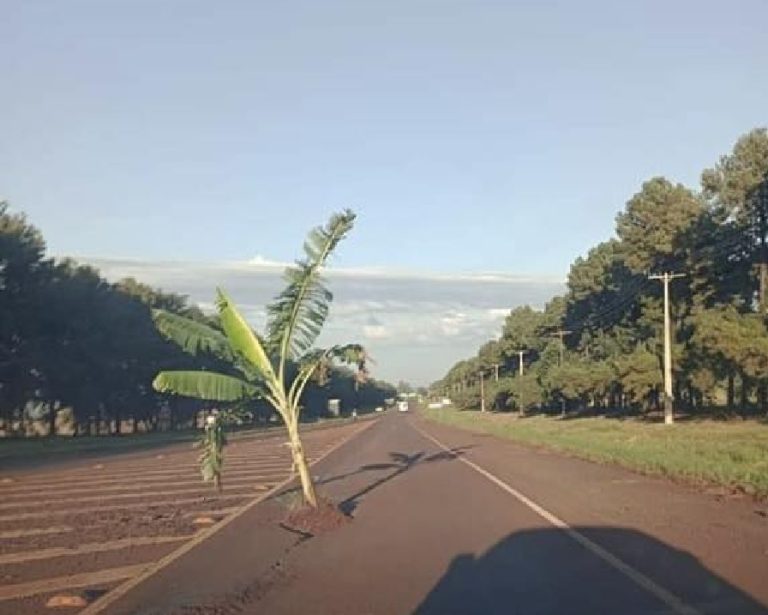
273 445 474 515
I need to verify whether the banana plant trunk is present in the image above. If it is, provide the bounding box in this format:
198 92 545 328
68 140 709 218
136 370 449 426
286 421 318 507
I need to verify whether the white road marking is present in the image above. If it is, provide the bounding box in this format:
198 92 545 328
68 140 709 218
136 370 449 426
0 461 290 488
0 525 74 539
0 563 148 601
0 493 250 522
0 483 266 511
413 422 701 615
0 467 288 494
0 474 279 501
0 535 190 565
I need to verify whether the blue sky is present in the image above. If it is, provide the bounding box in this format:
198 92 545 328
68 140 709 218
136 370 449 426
2 0 767 383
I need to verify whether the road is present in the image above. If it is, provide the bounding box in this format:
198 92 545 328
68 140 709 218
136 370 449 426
97 410 768 614
17 410 768 614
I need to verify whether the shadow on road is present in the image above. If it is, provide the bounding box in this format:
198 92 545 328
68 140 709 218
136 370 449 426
339 448 471 514
273 446 473 513
414 526 767 615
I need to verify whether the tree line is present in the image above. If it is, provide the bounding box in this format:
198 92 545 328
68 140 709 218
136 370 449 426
434 128 768 417
0 204 395 437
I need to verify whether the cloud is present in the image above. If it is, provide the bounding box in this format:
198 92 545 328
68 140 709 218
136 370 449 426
75 256 564 385
363 324 391 340
247 255 290 269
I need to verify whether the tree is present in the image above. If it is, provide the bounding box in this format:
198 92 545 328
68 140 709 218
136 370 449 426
397 380 413 395
0 203 49 430
478 340 504 380
500 307 545 354
690 306 768 412
152 210 366 507
702 128 768 309
437 126 768 421
616 177 702 274
499 373 543 413
613 347 662 410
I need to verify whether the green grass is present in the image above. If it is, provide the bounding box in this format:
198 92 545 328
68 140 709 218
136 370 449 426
422 407 768 499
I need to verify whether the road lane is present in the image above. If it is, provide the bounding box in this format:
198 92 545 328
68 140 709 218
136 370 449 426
99 410 768 615
413 412 768 612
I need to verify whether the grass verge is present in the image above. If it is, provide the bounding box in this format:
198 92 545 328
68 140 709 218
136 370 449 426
421 407 768 499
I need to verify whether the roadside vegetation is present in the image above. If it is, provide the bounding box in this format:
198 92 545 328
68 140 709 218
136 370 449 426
423 406 768 498
433 128 768 419
0 204 395 443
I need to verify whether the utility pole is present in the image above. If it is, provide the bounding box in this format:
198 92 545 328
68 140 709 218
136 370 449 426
549 330 572 366
517 350 528 415
649 272 686 425
517 350 528 377
479 370 486 413
756 180 768 312
549 330 571 417
492 363 500 382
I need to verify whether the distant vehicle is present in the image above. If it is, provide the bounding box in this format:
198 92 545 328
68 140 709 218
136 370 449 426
398 401 409 412
375 406 384 412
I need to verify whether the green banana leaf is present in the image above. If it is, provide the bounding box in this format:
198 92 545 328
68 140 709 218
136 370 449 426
152 370 255 401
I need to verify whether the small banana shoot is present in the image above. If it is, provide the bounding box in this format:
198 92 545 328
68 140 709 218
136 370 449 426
199 413 226 491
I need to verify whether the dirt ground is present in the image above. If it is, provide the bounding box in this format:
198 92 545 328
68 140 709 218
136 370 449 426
0 421 368 614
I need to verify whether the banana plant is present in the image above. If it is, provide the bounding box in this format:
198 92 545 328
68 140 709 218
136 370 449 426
151 210 367 507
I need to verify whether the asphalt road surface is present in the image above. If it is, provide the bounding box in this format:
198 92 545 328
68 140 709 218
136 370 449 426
89 410 768 614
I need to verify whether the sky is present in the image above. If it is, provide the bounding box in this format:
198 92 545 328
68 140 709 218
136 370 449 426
2 0 767 384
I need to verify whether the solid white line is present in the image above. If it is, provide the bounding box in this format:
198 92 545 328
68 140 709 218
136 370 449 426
413 422 701 615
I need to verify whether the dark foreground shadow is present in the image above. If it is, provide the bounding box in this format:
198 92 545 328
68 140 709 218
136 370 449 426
414 527 767 615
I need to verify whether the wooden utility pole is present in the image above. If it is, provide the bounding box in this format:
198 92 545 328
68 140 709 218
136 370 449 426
517 350 528 377
517 350 528 415
649 272 685 425
549 330 571 416
479 370 486 412
757 180 768 312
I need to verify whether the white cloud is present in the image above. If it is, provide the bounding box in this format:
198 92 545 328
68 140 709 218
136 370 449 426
247 255 290 269
75 255 564 385
363 324 391 340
